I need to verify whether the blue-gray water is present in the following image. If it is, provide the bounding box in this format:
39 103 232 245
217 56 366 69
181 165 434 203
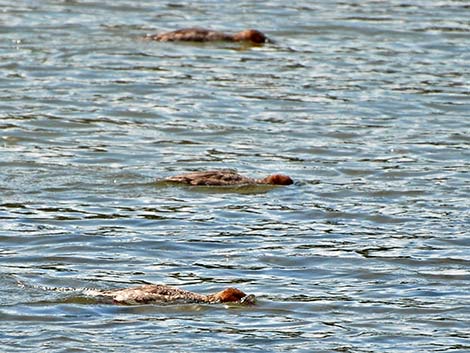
1 1 469 352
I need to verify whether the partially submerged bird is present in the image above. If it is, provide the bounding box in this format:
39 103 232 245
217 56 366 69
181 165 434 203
148 27 270 44
14 276 255 306
85 284 255 305
164 170 293 186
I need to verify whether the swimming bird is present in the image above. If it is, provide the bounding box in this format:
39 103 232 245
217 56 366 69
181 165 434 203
148 28 270 44
14 277 255 306
164 170 293 186
85 284 255 305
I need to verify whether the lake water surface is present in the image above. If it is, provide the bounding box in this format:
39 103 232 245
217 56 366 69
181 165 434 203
1 1 469 352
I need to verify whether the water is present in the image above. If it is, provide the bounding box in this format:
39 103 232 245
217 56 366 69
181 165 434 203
1 0 469 352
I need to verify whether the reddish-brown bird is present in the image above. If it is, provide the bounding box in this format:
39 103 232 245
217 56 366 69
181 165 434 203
84 284 255 305
164 170 293 186
148 28 270 44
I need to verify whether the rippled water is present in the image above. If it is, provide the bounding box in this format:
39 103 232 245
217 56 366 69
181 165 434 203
1 1 469 352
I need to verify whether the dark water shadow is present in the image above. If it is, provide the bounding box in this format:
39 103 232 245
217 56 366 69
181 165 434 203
154 180 282 194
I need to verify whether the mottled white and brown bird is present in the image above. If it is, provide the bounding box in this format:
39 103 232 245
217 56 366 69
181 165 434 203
148 27 270 44
85 284 255 305
164 170 293 186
